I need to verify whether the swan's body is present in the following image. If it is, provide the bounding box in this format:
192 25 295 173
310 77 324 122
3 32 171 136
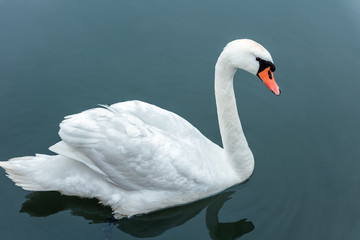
0 39 280 218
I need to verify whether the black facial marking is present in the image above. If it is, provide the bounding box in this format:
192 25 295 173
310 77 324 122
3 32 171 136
256 57 276 75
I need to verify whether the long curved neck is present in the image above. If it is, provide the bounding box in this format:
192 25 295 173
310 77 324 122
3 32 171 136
214 55 254 180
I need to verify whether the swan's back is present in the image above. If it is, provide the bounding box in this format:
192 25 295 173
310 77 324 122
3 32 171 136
55 100 237 192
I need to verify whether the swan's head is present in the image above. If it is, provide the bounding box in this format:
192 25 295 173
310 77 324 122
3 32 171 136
220 39 280 95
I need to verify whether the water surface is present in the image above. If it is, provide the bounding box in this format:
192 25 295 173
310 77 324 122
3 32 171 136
0 0 359 239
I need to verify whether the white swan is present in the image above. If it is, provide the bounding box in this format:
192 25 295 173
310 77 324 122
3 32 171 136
0 39 280 218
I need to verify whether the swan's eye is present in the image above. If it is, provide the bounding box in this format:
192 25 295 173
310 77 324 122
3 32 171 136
256 57 276 74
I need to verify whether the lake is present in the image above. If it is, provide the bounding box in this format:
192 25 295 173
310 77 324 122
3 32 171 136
0 0 359 239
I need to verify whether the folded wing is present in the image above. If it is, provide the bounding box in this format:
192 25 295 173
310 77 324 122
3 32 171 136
50 100 223 192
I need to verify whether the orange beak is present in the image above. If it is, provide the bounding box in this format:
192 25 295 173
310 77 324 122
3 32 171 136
257 67 280 96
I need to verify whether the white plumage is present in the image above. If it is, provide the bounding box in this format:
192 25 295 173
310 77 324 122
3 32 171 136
0 39 280 218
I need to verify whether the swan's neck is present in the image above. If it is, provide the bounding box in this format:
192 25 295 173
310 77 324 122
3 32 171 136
214 56 254 180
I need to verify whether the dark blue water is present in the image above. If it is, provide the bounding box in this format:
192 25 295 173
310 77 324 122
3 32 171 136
1 0 359 239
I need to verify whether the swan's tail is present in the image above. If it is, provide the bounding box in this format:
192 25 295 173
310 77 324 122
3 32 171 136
0 154 115 203
0 154 132 218
0 154 63 191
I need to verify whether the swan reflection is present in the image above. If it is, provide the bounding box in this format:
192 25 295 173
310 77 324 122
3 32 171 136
21 190 254 239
